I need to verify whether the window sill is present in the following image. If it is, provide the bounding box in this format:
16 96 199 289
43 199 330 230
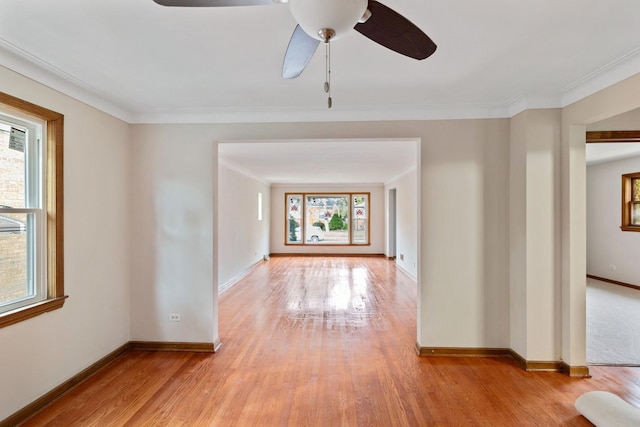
0 296 68 329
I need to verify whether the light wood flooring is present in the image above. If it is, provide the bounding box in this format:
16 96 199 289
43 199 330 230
19 256 640 426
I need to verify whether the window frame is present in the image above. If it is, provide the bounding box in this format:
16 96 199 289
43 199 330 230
621 172 640 232
284 192 370 246
0 91 65 328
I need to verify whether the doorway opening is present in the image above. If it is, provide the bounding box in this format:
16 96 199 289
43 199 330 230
388 188 397 260
585 125 640 365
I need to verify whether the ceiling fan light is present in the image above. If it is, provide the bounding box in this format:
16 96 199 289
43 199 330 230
289 0 368 41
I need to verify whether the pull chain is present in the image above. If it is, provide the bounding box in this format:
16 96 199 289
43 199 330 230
318 28 335 109
324 41 332 109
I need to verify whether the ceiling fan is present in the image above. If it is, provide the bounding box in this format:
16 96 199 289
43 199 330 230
153 0 437 106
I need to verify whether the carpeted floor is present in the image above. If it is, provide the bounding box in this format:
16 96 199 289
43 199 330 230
587 277 640 366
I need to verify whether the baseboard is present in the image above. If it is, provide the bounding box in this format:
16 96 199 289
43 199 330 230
387 256 397 260
415 344 511 358
129 341 216 353
395 263 417 281
415 344 590 377
0 343 130 427
508 350 565 372
1 340 219 426
219 259 264 294
3 338 590 427
587 274 640 291
559 362 592 378
269 253 386 258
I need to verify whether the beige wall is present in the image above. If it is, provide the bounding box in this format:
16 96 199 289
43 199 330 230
129 125 216 344
419 119 510 348
129 119 512 351
385 167 418 280
509 109 562 361
218 163 270 291
0 66 131 421
587 107 640 131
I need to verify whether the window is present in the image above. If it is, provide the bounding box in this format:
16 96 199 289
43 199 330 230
0 92 65 328
285 193 369 245
622 172 640 232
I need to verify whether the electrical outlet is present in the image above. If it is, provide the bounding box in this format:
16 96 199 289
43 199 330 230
169 313 181 322
609 265 617 270
400 254 404 261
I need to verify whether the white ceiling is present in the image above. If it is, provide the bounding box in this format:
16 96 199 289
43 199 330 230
1 0 640 123
219 139 418 184
2 0 640 183
586 143 640 165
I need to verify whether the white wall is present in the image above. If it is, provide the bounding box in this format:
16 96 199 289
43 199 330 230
385 168 418 279
270 184 385 255
587 155 640 285
218 162 270 291
0 66 131 420
129 125 216 345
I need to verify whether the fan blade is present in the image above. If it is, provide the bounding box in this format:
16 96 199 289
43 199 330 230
153 0 278 6
354 0 437 60
282 25 320 79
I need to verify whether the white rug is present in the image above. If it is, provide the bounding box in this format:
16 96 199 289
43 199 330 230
587 278 640 366
576 391 640 426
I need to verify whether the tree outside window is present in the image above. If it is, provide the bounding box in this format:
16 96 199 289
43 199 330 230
285 193 369 245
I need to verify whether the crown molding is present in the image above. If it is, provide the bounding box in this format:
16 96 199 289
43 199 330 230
1 36 639 124
129 102 512 124
561 46 640 108
506 94 562 118
0 37 133 123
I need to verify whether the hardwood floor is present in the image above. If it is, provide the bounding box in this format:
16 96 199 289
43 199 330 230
18 256 640 426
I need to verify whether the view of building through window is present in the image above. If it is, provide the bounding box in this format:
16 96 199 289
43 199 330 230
0 118 43 311
0 123 28 304
286 193 369 245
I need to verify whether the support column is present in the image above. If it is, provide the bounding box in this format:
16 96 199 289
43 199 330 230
509 109 562 363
